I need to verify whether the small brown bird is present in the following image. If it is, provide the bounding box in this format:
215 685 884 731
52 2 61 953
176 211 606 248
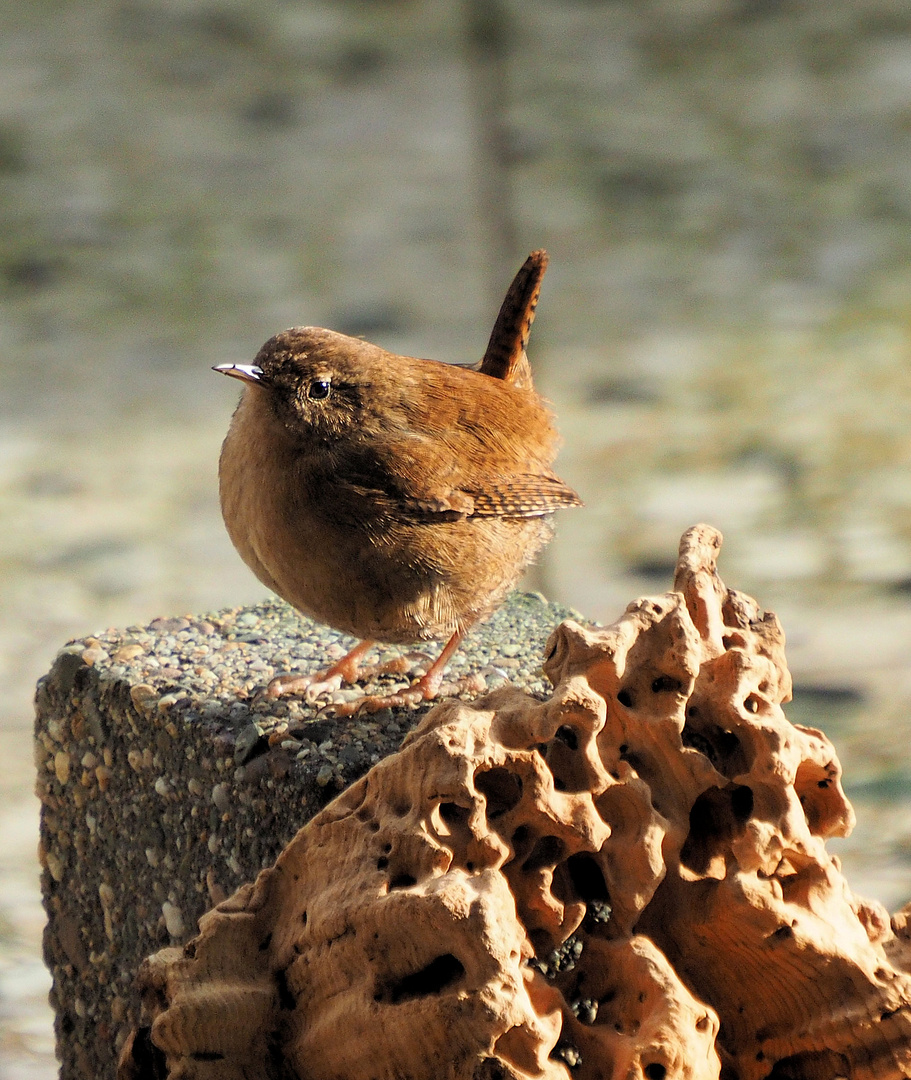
215 250 580 713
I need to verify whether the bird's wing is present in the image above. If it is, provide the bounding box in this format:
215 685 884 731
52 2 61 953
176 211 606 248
336 451 580 522
458 473 581 518
327 354 580 522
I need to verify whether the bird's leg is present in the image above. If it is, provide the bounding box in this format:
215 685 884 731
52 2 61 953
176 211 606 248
262 639 377 702
262 631 486 715
408 628 466 700
322 630 486 717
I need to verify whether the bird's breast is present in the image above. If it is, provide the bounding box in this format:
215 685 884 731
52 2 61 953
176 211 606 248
218 388 557 644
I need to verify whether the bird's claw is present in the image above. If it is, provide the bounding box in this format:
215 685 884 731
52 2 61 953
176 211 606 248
303 675 344 703
315 671 487 718
317 686 426 718
254 672 317 704
258 646 486 716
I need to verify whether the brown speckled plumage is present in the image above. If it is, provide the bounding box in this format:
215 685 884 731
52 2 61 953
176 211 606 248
216 250 580 710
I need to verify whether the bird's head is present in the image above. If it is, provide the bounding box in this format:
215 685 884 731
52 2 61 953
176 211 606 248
215 327 379 446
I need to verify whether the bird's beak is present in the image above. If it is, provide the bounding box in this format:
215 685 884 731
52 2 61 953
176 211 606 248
213 363 264 384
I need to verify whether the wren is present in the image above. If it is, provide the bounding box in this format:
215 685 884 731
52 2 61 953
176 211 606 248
215 250 580 713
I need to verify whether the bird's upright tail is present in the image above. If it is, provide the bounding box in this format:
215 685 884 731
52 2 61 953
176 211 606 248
478 249 549 389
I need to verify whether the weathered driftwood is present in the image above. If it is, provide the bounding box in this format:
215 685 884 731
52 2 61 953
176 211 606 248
116 525 911 1080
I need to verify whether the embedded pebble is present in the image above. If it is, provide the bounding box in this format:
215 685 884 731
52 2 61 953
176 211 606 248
334 688 367 703
130 684 157 710
150 618 190 634
161 902 185 939
234 724 265 765
113 644 145 663
54 751 70 785
211 783 231 812
45 851 63 882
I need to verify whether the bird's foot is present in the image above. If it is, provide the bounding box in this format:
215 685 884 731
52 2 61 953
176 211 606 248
258 632 483 716
257 640 379 703
257 670 340 704
258 645 439 706
299 653 436 705
319 670 487 718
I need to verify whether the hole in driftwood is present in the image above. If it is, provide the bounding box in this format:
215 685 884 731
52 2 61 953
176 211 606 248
381 953 465 1003
475 768 523 817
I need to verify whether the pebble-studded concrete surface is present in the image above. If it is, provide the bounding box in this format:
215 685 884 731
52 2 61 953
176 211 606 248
5 1 911 1076
34 593 578 1080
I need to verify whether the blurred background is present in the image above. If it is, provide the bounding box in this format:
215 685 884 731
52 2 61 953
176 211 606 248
4 0 911 1074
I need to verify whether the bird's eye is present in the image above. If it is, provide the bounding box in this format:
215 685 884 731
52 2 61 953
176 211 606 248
307 378 331 401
